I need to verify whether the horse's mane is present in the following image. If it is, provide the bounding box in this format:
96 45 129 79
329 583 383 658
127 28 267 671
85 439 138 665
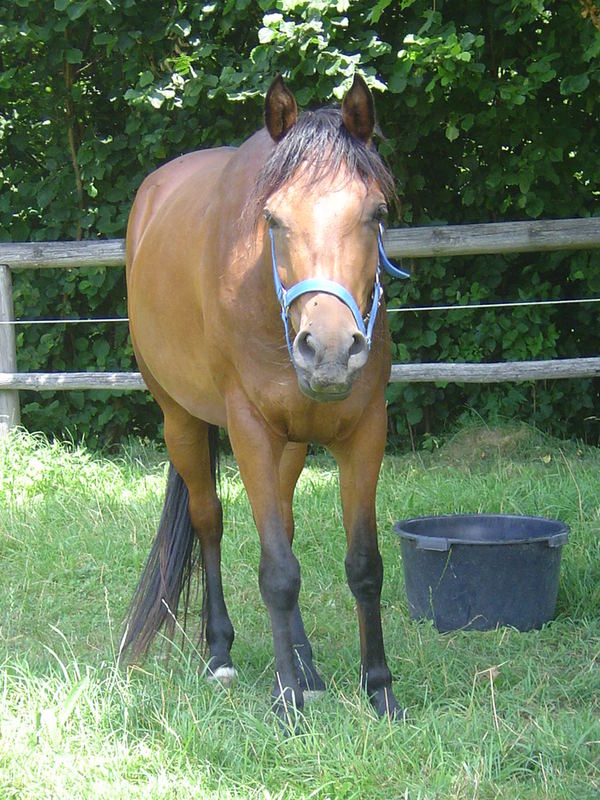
247 106 396 226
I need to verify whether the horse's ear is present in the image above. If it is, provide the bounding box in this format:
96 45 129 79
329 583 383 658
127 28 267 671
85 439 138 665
341 74 375 144
264 75 298 143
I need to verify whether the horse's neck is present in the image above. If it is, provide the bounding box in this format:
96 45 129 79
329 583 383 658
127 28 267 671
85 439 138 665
217 129 273 213
208 129 274 289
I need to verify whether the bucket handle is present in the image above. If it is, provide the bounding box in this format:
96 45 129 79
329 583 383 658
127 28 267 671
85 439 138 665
547 531 569 548
415 536 450 552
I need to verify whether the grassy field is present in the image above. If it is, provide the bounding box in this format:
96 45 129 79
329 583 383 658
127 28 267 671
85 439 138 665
1 425 599 799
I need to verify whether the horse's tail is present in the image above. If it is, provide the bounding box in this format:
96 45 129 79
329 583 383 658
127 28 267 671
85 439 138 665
119 425 219 664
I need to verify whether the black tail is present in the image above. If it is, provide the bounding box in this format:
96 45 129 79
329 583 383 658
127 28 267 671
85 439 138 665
119 425 219 663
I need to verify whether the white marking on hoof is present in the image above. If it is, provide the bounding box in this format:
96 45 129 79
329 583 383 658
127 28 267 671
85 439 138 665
303 689 326 703
206 665 238 688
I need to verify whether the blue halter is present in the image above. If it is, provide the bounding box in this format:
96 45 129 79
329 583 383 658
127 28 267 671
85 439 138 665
269 224 409 363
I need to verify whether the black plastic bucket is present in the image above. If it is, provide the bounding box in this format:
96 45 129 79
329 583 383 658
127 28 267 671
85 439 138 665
393 514 569 632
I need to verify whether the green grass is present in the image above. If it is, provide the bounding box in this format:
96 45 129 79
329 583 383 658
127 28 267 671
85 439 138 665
1 424 599 799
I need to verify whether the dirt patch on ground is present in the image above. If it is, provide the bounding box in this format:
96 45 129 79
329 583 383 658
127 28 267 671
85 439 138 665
434 424 539 466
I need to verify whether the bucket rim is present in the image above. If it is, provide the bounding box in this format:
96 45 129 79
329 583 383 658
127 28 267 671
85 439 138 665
393 513 569 551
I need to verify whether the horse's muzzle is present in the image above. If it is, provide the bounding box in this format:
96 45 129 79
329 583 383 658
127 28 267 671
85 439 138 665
292 328 370 402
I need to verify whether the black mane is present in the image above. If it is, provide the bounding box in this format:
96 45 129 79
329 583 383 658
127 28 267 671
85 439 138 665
249 106 396 221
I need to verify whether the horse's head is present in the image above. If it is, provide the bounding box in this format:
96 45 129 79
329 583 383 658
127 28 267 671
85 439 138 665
258 75 396 403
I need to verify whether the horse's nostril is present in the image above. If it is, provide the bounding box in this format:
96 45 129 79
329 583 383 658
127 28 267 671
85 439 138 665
296 330 317 364
349 332 368 359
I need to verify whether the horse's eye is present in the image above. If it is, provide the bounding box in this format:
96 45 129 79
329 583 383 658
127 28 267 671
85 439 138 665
373 205 388 223
263 209 279 228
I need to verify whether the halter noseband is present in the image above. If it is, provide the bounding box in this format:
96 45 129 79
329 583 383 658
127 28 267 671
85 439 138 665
269 224 409 364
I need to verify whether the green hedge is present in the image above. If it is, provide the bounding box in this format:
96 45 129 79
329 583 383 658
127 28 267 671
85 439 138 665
2 1 599 446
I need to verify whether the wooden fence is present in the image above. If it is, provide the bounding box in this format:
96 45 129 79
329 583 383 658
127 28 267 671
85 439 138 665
1 217 600 434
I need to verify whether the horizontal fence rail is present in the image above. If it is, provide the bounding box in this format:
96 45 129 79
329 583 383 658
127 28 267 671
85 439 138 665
2 357 600 392
1 217 599 270
391 357 600 383
0 239 126 270
384 217 600 258
0 372 146 391
1 216 600 432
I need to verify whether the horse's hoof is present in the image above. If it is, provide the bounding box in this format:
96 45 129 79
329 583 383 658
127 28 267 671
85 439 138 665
369 687 405 721
271 683 304 734
297 667 326 693
273 700 304 735
206 664 238 688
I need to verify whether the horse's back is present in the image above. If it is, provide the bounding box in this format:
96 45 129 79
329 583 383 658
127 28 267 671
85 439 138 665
126 147 237 274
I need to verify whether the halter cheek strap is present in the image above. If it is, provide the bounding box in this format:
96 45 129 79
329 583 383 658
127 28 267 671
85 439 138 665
378 223 410 280
269 225 408 364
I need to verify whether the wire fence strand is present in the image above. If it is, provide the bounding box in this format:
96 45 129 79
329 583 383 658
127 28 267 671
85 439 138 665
2 296 600 325
0 317 128 326
387 297 600 313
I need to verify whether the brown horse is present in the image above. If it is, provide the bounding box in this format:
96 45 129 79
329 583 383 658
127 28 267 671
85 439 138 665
121 74 403 723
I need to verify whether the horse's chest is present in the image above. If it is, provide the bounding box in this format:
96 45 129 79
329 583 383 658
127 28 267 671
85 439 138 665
247 380 363 445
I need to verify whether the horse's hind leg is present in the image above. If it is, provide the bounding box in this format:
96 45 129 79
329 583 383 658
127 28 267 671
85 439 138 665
279 443 326 696
163 409 236 683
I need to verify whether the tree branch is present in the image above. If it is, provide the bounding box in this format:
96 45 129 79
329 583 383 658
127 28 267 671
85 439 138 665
64 60 84 240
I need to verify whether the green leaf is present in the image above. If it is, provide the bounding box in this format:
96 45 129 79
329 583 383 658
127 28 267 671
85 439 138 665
92 339 110 362
295 86 314 105
518 173 532 194
560 73 590 95
64 48 83 64
583 35 600 61
258 27 276 44
367 0 393 24
445 122 459 142
388 72 407 93
138 70 155 88
38 185 55 209
525 195 544 218
93 32 116 46
406 406 423 426
66 1 89 21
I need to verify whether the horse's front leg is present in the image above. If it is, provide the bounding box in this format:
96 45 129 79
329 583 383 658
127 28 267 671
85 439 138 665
226 397 303 722
279 442 326 696
331 397 402 720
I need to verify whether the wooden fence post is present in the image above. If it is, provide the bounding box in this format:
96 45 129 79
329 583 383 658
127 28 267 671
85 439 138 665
0 264 20 435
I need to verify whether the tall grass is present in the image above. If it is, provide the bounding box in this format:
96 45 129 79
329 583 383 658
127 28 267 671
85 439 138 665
1 425 599 799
